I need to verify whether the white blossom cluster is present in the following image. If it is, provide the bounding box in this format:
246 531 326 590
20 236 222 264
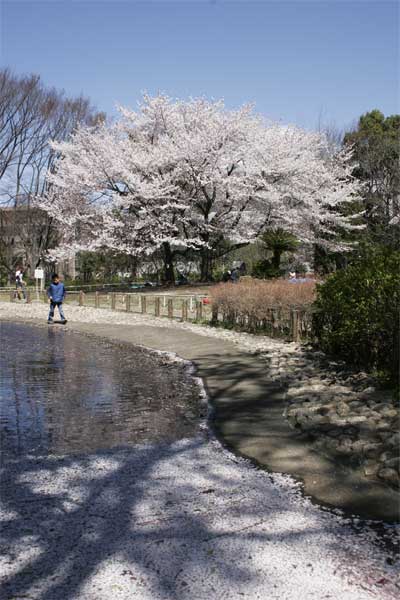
37 94 363 261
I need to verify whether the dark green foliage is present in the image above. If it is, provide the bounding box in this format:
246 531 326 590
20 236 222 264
313 245 400 384
75 251 139 283
251 260 284 279
260 228 299 269
313 244 349 275
252 228 298 278
343 109 400 247
314 109 400 275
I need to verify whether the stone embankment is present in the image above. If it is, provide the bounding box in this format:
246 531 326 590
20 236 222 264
283 356 399 490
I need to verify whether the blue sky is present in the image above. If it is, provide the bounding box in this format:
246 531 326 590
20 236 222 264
1 0 398 130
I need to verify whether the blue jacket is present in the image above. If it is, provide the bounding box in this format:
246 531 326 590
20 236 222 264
47 282 66 303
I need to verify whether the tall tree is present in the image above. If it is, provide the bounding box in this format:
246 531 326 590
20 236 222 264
40 95 362 281
0 68 104 280
343 109 400 246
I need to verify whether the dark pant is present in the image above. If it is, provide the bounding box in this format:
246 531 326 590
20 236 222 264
48 301 66 321
15 283 26 299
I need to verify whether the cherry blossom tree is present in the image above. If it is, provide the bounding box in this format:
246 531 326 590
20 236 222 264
39 94 362 281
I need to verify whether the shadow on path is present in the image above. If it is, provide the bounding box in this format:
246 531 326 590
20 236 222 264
2 436 387 600
196 351 400 523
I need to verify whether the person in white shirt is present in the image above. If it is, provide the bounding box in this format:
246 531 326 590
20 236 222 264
15 266 26 300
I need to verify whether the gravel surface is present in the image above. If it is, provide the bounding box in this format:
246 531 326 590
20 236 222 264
1 303 399 600
0 301 298 352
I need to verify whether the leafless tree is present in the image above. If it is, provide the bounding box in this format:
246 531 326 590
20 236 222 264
0 68 105 282
316 109 346 153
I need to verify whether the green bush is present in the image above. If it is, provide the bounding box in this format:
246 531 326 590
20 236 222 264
313 245 400 385
252 260 284 279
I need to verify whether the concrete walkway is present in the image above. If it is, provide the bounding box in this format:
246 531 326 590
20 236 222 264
63 320 399 523
1 314 399 600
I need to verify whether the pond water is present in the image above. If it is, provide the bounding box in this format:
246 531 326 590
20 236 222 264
0 322 203 459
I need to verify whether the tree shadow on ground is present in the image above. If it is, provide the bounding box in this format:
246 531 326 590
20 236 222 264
1 333 396 600
193 351 400 523
0 434 356 600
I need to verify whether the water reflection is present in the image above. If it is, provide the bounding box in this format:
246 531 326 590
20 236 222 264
0 322 202 458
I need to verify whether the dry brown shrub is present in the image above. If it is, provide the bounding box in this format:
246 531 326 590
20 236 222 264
210 279 316 322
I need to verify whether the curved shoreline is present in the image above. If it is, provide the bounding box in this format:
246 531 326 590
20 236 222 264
0 320 208 456
2 310 398 523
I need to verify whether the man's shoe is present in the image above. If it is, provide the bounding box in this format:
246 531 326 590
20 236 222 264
62 319 68 324
47 320 54 324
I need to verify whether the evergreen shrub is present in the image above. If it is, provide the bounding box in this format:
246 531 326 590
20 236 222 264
313 245 400 384
251 260 284 279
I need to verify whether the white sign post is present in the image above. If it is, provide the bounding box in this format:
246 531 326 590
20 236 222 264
34 268 44 301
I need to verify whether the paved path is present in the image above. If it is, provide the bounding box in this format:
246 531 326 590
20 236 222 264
3 438 397 600
69 321 399 522
0 312 399 600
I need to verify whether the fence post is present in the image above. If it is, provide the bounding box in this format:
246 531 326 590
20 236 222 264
141 295 147 314
196 300 203 321
95 291 100 309
79 290 84 306
167 298 173 319
154 297 160 317
211 303 218 324
181 299 188 321
26 290 31 304
10 290 13 302
126 294 131 312
272 309 279 335
111 293 116 310
290 309 300 342
265 308 271 334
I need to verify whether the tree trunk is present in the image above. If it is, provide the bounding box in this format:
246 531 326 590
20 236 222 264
200 249 213 282
162 242 175 284
272 249 282 270
129 255 138 279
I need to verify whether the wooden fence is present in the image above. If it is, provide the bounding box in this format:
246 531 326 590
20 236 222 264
2 289 313 342
214 305 314 342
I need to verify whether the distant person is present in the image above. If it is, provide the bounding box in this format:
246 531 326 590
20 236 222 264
15 266 26 300
230 268 240 283
176 271 188 286
47 274 67 324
